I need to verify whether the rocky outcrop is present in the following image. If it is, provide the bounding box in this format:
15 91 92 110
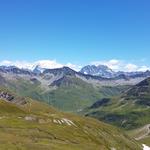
0 90 27 105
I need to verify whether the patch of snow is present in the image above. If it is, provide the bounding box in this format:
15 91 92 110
53 119 58 124
61 118 76 126
61 119 65 123
57 120 62 125
143 144 150 150
52 118 76 126
52 118 77 127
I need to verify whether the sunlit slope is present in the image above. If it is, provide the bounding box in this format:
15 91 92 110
0 89 142 150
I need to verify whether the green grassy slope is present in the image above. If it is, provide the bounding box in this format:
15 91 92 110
83 96 150 130
83 78 150 130
0 90 142 150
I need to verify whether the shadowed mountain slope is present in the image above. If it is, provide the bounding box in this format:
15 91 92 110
83 77 150 130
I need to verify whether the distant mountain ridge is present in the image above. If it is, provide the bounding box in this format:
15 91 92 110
80 64 150 78
0 65 34 75
1 65 150 89
2 64 150 80
80 65 115 78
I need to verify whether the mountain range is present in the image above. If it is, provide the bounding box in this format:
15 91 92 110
0 65 150 112
80 65 115 78
0 65 147 111
80 64 150 78
0 64 150 148
32 64 150 79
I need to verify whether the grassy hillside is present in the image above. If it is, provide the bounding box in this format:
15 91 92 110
0 76 128 112
83 78 150 131
0 89 142 150
83 97 150 130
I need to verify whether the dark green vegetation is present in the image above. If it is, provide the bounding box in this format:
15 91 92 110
83 78 150 132
0 88 142 150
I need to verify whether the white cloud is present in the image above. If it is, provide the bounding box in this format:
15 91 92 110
0 60 34 70
124 64 138 72
65 63 82 71
0 59 149 72
34 60 63 69
0 60 80 71
91 59 150 72
91 59 122 71
138 66 150 72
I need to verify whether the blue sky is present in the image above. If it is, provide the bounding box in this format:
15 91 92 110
0 0 150 71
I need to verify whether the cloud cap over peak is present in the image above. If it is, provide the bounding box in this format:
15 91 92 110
0 60 81 71
0 59 149 72
91 59 150 72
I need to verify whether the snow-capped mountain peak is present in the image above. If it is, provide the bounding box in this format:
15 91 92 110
33 65 46 74
80 65 115 78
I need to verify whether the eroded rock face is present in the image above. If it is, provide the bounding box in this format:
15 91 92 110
0 91 14 101
25 116 37 121
0 90 27 105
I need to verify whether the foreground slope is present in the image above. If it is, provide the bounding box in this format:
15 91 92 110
0 88 142 150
